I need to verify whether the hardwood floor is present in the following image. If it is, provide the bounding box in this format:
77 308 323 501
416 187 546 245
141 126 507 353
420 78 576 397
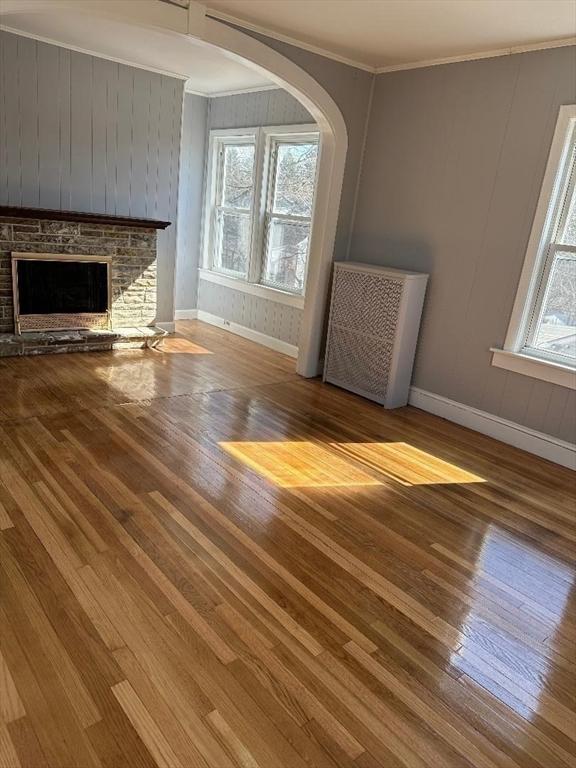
0 319 574 768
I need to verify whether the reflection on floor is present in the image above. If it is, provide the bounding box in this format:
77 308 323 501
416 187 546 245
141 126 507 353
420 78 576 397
0 320 574 768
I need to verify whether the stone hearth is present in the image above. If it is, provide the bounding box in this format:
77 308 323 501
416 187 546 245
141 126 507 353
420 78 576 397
0 326 167 357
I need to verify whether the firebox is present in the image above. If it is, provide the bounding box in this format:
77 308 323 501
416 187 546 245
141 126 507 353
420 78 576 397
12 252 112 333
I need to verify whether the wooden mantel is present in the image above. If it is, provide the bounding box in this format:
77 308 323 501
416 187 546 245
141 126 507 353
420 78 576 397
0 206 171 229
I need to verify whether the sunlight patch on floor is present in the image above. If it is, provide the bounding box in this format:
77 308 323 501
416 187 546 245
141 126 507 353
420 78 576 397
219 441 382 488
333 442 485 485
158 338 214 354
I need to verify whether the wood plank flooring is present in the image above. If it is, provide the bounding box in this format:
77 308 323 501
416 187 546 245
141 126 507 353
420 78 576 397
0 320 574 768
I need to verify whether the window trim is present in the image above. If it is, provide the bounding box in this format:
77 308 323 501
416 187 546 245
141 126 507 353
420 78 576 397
201 124 319 303
491 105 576 390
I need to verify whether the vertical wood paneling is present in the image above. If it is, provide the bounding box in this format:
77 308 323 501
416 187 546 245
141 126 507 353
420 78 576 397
0 29 184 323
37 42 61 209
207 88 312 131
91 58 108 213
70 51 93 212
18 36 40 207
0 33 11 204
104 60 119 215
57 46 72 211
2 33 21 205
116 64 134 216
131 69 149 218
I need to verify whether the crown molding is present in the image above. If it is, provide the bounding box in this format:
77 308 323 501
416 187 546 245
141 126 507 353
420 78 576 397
205 9 376 72
375 36 576 73
206 11 575 76
0 24 190 79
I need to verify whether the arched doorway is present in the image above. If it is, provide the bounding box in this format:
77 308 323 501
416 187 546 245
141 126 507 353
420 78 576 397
0 0 348 377
198 18 348 377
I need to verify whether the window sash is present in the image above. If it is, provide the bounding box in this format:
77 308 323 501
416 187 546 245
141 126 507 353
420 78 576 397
212 209 252 278
258 136 318 294
260 215 311 294
210 136 256 276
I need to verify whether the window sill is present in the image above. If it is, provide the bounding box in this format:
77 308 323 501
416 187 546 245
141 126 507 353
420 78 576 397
198 269 305 309
490 348 576 389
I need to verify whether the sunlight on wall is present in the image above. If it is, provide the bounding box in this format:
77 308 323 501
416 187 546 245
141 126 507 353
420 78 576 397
333 442 485 485
219 441 382 488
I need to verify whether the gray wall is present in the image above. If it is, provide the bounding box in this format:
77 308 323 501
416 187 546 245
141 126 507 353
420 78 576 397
197 88 314 344
0 30 183 324
176 92 207 312
350 46 576 443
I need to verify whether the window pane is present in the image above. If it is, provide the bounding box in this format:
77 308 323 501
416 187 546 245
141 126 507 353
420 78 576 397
558 183 576 245
530 252 576 361
263 218 310 292
272 142 318 216
215 211 251 276
221 144 255 209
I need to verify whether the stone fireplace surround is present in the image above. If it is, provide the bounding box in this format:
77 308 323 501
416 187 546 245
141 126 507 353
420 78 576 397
0 207 171 356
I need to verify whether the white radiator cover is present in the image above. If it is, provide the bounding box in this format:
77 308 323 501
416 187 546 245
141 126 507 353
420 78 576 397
323 262 428 408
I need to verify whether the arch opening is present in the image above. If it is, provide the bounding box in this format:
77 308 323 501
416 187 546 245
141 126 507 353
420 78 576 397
0 1 348 376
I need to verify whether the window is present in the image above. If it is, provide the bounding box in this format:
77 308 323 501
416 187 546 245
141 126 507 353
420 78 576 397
492 106 576 389
202 125 319 301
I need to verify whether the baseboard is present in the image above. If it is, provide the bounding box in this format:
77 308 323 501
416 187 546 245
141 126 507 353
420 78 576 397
155 321 175 333
409 387 575 470
197 310 298 358
175 309 198 320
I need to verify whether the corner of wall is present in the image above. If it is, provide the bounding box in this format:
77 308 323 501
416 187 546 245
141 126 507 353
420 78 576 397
345 71 377 261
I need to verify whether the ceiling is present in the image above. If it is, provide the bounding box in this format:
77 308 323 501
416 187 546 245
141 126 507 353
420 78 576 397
205 0 576 70
0 10 275 95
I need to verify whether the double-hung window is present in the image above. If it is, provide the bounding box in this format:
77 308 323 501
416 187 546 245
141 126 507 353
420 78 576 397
203 125 319 302
493 106 576 389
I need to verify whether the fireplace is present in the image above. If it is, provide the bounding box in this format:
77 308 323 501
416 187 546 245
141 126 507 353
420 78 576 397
12 252 112 333
0 206 170 355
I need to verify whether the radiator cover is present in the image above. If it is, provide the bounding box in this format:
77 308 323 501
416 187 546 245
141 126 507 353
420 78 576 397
324 262 428 408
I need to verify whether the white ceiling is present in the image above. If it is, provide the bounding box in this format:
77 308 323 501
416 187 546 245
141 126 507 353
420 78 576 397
0 10 275 95
205 0 576 70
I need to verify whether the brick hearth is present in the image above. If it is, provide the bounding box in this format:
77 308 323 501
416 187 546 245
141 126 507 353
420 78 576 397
0 215 158 333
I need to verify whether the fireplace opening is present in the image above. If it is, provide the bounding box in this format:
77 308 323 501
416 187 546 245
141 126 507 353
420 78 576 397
12 252 111 333
18 259 108 314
